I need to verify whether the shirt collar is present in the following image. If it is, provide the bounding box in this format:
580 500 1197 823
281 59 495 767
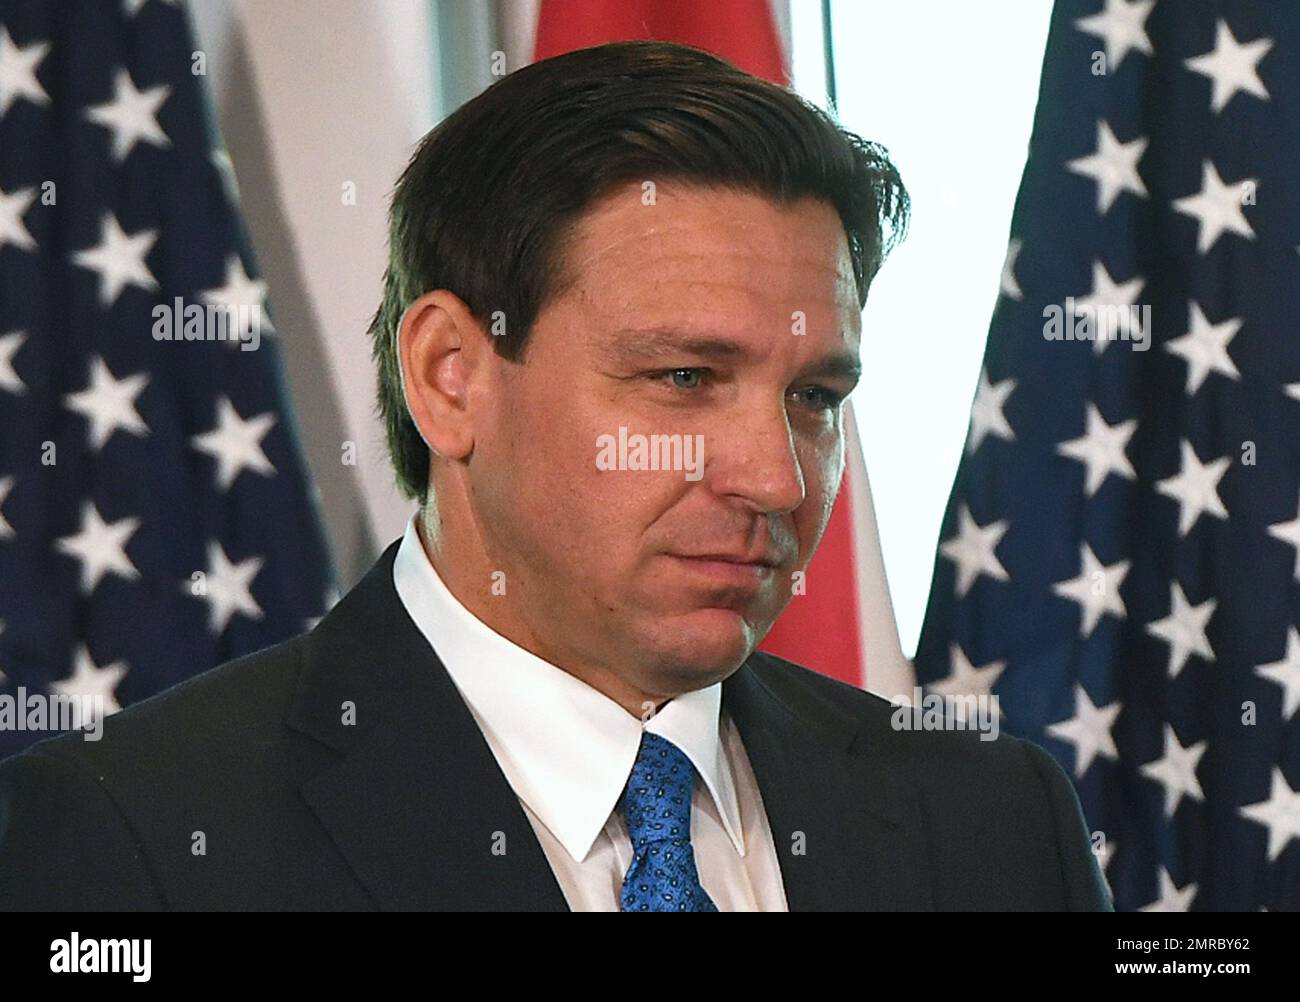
391 515 746 862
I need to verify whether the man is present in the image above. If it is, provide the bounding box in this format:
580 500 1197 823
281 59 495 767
0 40 1111 911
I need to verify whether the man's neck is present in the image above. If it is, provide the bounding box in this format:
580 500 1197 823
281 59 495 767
413 512 672 719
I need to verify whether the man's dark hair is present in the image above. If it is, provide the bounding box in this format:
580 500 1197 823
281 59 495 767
369 39 909 501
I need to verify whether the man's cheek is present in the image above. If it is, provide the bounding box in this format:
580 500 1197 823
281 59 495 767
795 474 838 554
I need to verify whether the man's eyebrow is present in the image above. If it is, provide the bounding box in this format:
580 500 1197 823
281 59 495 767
807 354 862 383
606 328 753 362
605 327 862 381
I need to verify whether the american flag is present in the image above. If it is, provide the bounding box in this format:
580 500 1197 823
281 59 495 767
0 0 336 758
915 0 1300 911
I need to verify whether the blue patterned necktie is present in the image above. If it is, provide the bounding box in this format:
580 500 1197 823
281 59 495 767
619 732 719 912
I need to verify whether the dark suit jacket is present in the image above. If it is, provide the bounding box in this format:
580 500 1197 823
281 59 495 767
0 543 1112 911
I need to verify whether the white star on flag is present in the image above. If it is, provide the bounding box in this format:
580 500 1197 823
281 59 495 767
84 67 171 162
940 504 1010 597
50 645 128 717
1066 120 1148 214
1173 160 1257 254
1047 683 1121 778
0 26 49 119
1052 542 1130 637
1239 768 1300 862
55 502 142 594
1072 260 1146 353
1266 494 1300 582
967 368 1016 452
190 541 265 634
1146 582 1216 678
999 238 1023 300
200 255 271 339
1140 723 1207 817
1139 868 1197 912
1165 300 1241 394
1074 0 1154 70
123 0 182 16
0 475 13 538
0 329 26 394
1056 403 1137 496
1095 839 1119 901
1184 19 1273 114
1093 834 1114 875
1155 439 1230 537
0 184 37 253
63 355 150 450
70 212 159 307
190 397 277 491
928 644 1006 701
1254 628 1300 720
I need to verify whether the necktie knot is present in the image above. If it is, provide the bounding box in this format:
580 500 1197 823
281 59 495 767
619 732 718 912
622 732 696 849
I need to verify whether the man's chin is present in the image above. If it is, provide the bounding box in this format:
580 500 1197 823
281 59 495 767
637 606 765 685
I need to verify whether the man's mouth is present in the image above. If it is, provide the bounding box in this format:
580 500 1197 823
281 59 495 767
665 552 779 591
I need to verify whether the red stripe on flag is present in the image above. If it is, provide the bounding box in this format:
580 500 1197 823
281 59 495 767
535 0 788 82
533 0 866 686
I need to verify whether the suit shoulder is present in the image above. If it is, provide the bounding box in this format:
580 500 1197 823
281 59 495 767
744 647 899 721
4 634 307 778
0 742 168 908
743 648 1040 772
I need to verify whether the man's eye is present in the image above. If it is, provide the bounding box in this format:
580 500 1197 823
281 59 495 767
651 368 708 390
791 385 845 410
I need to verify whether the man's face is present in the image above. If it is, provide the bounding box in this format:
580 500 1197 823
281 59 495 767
468 182 862 699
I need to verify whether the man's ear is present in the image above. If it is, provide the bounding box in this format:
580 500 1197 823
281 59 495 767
397 290 485 461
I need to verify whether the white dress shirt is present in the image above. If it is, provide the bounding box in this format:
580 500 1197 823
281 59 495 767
392 515 788 911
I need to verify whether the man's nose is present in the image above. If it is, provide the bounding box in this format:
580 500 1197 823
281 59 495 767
704 401 807 516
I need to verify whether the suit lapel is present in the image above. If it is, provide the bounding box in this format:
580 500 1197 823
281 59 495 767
723 660 934 910
285 543 931 911
287 545 569 911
